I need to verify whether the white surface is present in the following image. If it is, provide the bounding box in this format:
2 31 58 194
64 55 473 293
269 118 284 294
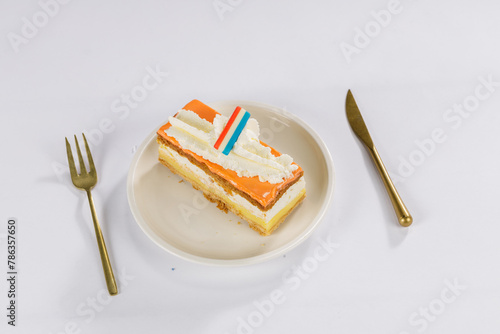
128 100 332 266
1 1 500 333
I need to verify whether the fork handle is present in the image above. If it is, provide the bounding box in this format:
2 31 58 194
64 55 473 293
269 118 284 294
86 190 118 295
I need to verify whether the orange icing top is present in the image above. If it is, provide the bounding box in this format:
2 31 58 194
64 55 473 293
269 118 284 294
157 100 303 208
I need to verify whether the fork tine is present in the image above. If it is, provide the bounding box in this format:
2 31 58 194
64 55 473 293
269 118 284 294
65 137 78 179
74 135 87 175
82 133 96 176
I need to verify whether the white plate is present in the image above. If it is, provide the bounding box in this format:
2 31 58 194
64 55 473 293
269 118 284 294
127 100 334 266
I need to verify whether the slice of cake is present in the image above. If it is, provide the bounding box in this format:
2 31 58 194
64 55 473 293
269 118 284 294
156 100 305 236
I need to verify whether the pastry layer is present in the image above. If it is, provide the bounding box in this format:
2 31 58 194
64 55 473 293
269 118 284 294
158 135 302 212
157 100 304 210
158 143 305 235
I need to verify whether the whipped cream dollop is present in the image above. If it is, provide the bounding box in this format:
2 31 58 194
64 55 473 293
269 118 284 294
165 109 298 184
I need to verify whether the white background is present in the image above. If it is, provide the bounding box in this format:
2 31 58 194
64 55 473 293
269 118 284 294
1 0 500 333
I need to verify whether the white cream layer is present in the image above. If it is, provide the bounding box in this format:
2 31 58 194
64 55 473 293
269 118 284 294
165 109 298 184
159 145 305 223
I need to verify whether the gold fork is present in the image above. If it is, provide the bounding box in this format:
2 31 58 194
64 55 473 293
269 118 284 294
65 134 118 296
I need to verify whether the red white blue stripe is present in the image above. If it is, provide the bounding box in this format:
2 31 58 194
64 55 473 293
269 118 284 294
214 106 250 155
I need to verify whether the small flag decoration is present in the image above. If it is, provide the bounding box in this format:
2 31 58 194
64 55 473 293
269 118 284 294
214 106 250 155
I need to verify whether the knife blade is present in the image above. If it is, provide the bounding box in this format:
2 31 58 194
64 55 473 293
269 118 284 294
346 90 413 227
346 89 374 149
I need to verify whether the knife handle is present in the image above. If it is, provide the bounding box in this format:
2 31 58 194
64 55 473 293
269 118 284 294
368 147 413 227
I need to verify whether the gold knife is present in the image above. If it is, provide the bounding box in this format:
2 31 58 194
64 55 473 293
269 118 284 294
345 90 413 227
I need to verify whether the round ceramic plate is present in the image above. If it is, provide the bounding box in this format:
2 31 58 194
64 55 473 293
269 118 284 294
127 100 334 266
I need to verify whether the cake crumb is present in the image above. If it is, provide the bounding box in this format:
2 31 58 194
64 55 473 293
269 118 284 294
202 193 229 213
216 202 228 213
261 243 266 247
237 221 242 225
178 180 184 183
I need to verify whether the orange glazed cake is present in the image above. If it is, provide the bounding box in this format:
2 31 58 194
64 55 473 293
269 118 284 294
156 100 305 236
